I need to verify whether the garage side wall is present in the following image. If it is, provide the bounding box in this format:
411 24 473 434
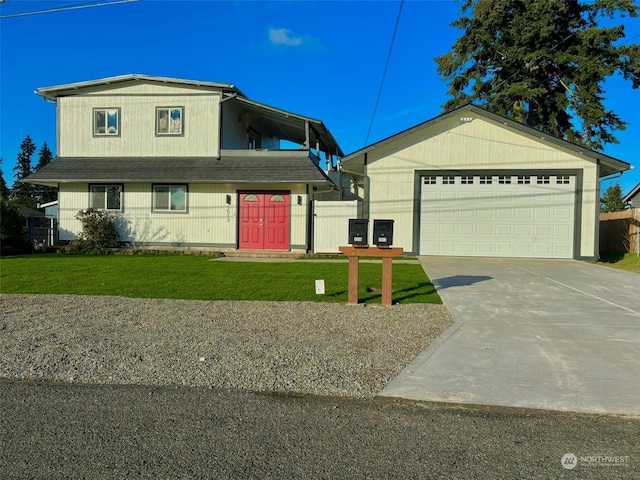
365 116 598 258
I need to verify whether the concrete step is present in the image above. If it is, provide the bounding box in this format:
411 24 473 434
222 250 302 259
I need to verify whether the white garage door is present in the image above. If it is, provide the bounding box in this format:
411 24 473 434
420 174 575 258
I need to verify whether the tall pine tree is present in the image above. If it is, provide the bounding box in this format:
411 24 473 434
0 158 10 200
436 0 640 151
34 142 57 205
600 183 628 212
11 135 37 208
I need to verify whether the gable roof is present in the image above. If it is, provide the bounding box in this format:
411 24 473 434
623 182 640 202
340 104 630 177
22 153 335 187
36 74 245 99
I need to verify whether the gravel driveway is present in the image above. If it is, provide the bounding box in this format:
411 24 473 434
0 294 453 398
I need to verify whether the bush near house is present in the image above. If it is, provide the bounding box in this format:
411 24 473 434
0 200 30 256
67 208 119 253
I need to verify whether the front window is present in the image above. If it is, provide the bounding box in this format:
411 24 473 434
153 185 187 212
90 185 122 211
94 108 120 136
156 107 183 135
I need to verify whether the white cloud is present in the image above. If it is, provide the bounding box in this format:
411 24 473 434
268 27 304 47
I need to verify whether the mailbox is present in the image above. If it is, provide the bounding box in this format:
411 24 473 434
373 219 394 246
349 219 369 246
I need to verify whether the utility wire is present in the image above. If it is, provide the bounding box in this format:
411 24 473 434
0 0 139 19
363 0 404 147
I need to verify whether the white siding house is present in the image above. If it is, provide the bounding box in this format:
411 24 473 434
340 105 630 260
25 74 345 253
623 183 640 209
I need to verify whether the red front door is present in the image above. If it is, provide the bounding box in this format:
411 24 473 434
239 193 290 250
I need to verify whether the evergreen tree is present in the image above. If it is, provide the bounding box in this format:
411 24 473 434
34 142 57 205
11 135 37 208
0 158 10 200
600 183 628 212
436 0 640 151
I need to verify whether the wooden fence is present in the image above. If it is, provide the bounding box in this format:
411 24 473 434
599 208 640 254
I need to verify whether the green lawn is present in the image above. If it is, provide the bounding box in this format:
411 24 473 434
597 251 640 274
0 254 441 304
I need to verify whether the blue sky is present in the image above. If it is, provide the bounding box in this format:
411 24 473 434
1 0 639 195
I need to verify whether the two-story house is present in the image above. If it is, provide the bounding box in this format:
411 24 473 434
25 74 344 253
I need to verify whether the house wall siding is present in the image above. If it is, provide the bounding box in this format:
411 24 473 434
58 85 221 157
364 116 599 257
57 182 309 249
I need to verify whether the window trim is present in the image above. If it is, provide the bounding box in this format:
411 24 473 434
89 184 124 212
93 107 121 137
156 106 184 136
152 184 188 213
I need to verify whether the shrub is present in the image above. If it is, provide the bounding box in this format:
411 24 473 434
70 208 119 253
0 200 30 255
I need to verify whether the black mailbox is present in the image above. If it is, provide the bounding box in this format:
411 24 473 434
373 219 394 246
349 219 369 246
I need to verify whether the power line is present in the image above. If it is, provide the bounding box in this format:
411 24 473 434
363 0 404 148
0 0 139 19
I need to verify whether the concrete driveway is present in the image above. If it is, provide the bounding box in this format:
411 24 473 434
380 257 640 415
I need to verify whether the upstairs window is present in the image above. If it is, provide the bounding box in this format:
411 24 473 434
153 185 187 212
90 185 123 211
156 107 183 135
94 108 120 136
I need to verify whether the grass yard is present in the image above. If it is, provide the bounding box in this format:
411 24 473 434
597 251 640 274
0 254 441 304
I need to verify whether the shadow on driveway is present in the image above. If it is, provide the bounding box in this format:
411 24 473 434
433 275 492 289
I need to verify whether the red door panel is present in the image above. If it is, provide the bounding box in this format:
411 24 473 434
263 194 290 250
239 194 264 249
239 193 290 250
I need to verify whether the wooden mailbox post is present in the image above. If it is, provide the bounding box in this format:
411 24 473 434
338 246 404 306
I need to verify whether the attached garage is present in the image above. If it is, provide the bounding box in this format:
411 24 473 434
339 105 630 260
